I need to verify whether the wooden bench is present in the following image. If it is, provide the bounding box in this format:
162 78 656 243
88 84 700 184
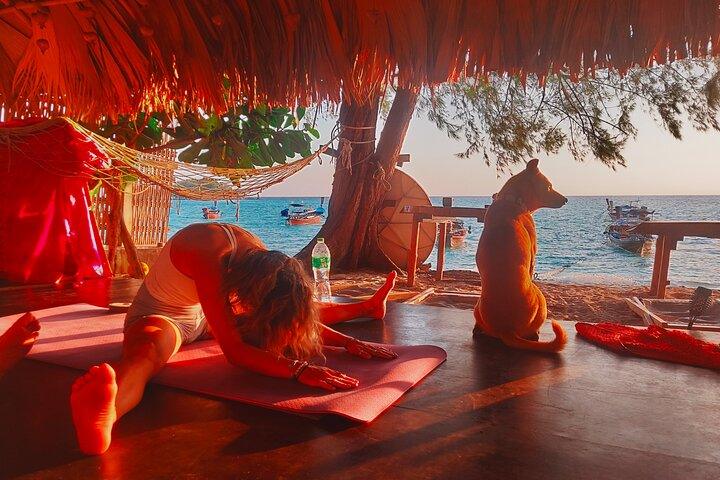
630 221 720 298
406 204 486 286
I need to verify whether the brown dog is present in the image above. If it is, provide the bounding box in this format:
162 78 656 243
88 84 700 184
474 158 568 352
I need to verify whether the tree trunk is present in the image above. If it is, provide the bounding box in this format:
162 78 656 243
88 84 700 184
296 88 418 271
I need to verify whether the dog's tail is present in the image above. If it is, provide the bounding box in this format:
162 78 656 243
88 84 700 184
499 321 568 353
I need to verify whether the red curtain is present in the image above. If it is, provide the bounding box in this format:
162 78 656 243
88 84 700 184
0 119 111 297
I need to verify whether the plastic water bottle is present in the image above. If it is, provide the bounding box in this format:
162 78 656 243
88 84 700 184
311 238 332 302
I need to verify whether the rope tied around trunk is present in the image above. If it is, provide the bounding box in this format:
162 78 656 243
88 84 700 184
334 123 376 175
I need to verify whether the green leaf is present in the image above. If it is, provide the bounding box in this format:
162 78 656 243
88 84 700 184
199 114 222 136
285 130 312 153
282 115 294 129
269 139 287 164
307 127 320 139
177 139 206 163
252 141 274 167
209 144 224 167
237 152 254 169
269 113 284 129
277 133 295 157
147 117 161 136
296 106 306 121
164 125 191 138
196 150 211 166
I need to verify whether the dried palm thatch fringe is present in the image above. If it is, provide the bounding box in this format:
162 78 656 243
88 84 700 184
0 0 718 120
0 117 327 200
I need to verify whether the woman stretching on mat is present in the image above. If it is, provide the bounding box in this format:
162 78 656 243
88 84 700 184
71 223 398 455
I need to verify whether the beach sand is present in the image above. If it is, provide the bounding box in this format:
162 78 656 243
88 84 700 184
332 269 696 326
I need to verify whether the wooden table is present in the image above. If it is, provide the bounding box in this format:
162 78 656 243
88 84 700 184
407 206 486 286
631 221 720 298
2 302 719 479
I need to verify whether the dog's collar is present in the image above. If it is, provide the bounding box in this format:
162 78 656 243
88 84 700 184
493 193 527 210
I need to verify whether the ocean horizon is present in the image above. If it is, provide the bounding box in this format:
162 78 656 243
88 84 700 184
169 195 720 290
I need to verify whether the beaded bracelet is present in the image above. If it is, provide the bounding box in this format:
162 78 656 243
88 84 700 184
293 361 310 380
289 359 310 380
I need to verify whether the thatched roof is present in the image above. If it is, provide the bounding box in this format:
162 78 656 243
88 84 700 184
1 0 719 120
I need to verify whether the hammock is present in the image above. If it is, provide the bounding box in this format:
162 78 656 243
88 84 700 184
0 117 326 201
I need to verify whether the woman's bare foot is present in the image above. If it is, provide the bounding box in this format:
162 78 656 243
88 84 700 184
0 312 40 377
71 363 118 455
368 271 397 320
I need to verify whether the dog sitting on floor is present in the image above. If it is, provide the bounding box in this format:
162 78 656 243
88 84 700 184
474 158 568 352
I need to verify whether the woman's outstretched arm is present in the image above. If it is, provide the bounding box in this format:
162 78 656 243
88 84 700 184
195 268 360 390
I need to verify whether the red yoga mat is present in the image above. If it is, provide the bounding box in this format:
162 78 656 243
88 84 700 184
0 304 446 422
576 322 720 370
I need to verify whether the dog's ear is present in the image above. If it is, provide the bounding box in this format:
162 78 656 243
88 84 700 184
526 158 539 170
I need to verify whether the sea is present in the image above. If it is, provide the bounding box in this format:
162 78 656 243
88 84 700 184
168 196 720 289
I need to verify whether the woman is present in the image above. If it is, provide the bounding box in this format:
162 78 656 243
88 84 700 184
70 223 398 455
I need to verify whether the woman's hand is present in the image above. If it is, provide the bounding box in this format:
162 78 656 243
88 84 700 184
297 365 359 391
345 338 398 360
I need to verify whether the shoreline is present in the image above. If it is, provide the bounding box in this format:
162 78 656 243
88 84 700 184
332 269 698 326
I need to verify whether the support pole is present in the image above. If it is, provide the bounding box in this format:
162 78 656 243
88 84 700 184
654 236 678 299
649 234 665 296
436 222 448 281
407 216 421 287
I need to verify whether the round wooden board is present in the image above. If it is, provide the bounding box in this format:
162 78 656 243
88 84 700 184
377 169 436 269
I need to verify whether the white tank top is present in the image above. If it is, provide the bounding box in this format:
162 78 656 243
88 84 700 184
142 223 239 306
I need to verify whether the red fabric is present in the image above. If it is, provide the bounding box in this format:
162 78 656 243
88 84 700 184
576 322 720 370
0 119 111 302
0 304 447 423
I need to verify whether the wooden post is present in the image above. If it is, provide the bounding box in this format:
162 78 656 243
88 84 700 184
436 221 448 281
655 236 678 299
649 235 666 296
120 218 145 279
105 180 122 273
407 215 421 287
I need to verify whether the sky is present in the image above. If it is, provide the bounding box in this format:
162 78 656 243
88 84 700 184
263 108 720 197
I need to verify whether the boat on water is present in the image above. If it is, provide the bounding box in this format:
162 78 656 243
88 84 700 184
281 201 325 226
286 212 323 225
202 207 221 219
445 219 471 248
604 218 653 253
605 198 654 221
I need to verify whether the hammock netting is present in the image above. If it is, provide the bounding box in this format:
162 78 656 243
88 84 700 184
0 117 325 201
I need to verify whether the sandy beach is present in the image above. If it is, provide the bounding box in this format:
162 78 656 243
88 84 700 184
332 269 696 326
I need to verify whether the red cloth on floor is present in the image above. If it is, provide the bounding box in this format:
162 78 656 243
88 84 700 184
576 322 720 370
0 118 111 303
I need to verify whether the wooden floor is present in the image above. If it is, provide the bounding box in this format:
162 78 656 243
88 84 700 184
1 292 719 479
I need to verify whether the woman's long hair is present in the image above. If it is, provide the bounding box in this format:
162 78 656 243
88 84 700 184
223 250 322 360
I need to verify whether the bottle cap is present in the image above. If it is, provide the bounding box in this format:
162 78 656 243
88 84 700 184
317 237 324 242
